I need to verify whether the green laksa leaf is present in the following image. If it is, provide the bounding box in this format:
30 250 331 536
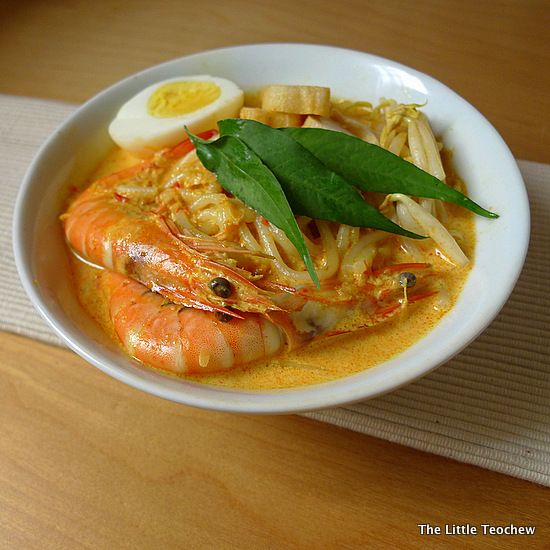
186 129 320 288
282 127 498 219
218 119 423 239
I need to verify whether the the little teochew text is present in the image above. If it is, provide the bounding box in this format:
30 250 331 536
417 524 536 536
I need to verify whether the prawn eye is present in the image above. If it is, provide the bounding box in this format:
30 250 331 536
399 272 417 288
215 311 233 323
209 277 233 298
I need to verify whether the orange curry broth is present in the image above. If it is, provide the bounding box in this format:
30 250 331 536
68 146 474 390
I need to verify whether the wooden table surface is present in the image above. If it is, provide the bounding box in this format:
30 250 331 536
1 1 549 548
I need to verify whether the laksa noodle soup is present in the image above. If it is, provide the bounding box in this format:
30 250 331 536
61 75 497 389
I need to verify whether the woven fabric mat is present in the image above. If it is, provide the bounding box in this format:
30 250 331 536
2 94 549 485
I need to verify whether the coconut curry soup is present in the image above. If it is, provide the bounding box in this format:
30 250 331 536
62 78 489 390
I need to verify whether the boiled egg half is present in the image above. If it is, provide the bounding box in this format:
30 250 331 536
108 75 244 156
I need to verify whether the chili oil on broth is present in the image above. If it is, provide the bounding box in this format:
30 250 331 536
68 143 474 390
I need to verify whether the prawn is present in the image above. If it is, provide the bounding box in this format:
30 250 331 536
62 137 277 317
101 270 306 374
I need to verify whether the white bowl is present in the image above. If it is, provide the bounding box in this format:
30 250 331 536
13 44 530 413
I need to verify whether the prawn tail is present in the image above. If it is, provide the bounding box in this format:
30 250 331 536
102 270 287 374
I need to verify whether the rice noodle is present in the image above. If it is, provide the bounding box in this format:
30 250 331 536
239 224 263 252
270 224 303 264
255 218 339 282
340 231 387 280
143 97 469 296
114 185 157 197
336 224 352 252
162 150 197 187
190 193 227 211
173 209 202 234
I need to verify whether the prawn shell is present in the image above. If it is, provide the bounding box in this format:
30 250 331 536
61 145 278 315
103 271 288 374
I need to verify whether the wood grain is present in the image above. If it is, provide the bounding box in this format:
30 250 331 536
1 1 549 547
1 331 549 549
0 0 548 163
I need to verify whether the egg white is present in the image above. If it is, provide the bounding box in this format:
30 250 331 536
108 75 244 156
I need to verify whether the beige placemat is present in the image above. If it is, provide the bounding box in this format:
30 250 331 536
2 94 549 486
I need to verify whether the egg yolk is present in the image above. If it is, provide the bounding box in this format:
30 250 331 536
147 81 221 118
